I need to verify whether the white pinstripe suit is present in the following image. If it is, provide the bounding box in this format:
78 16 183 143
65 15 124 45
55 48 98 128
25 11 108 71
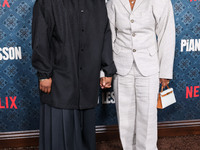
106 0 175 149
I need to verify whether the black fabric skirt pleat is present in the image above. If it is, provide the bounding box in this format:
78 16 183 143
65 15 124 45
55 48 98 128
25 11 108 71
39 102 96 150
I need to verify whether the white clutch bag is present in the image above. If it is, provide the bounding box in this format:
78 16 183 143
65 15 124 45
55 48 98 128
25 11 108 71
157 86 176 109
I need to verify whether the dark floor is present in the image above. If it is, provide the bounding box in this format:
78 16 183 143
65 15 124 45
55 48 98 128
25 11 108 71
1 135 200 150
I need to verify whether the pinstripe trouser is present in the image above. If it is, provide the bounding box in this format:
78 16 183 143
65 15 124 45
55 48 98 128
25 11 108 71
113 61 159 150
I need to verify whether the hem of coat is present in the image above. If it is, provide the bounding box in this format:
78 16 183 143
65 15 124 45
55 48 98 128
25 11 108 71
40 100 97 110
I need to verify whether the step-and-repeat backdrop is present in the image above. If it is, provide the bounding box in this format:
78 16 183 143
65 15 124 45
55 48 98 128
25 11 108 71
0 0 199 132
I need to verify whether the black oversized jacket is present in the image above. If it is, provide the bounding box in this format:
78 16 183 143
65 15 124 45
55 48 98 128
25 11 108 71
32 0 116 109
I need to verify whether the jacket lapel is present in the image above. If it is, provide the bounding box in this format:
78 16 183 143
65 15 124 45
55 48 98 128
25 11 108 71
119 0 132 14
132 0 144 13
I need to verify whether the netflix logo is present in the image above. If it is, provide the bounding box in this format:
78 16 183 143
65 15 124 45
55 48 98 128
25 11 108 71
181 39 200 52
0 0 10 8
0 96 17 109
186 86 199 99
99 91 115 104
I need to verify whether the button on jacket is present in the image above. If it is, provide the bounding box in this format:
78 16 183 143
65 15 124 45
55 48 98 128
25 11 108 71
107 0 175 78
32 0 116 109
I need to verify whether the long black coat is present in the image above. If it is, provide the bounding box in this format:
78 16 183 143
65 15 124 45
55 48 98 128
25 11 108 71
32 0 116 109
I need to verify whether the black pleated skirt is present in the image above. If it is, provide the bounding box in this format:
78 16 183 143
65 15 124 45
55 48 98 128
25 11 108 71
39 103 96 150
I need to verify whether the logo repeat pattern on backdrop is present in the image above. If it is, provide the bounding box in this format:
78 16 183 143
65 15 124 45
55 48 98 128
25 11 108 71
0 0 39 131
0 0 199 132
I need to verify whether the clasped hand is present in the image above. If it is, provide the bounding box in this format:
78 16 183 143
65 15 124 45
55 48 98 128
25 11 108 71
100 77 112 89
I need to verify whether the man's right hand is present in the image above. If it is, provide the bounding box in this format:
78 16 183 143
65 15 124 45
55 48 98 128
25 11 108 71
39 78 52 94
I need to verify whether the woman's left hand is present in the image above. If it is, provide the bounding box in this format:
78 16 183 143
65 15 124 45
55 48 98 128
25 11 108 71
100 77 112 89
160 78 170 87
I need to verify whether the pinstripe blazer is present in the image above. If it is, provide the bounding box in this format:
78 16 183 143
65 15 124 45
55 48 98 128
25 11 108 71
106 0 175 79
